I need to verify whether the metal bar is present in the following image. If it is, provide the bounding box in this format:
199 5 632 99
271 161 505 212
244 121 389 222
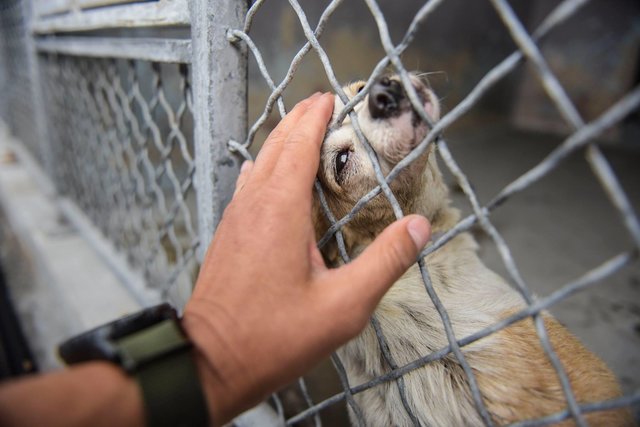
36 36 192 63
32 0 69 18
33 0 137 18
20 0 56 179
190 0 247 261
32 0 190 34
76 0 138 9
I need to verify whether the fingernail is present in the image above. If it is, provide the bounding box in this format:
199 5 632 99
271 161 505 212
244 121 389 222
407 216 431 250
240 160 253 173
309 92 322 100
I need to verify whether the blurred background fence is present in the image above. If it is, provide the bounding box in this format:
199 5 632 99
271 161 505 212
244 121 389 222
0 0 639 426
0 0 245 307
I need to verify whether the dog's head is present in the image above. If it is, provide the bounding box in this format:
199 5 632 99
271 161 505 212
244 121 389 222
314 74 450 263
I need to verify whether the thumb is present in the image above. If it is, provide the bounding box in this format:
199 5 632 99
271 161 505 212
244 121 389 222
334 215 431 310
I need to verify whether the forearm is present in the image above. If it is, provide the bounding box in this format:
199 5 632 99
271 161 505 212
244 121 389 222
0 362 144 427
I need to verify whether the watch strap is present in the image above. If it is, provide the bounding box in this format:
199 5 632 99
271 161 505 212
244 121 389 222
117 319 210 427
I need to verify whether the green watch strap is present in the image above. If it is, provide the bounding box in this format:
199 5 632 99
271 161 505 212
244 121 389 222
117 320 210 427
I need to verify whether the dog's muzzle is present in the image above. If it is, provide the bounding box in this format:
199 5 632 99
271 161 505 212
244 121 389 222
368 77 405 119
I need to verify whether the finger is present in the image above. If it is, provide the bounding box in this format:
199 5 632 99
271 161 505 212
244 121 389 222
272 93 334 193
233 160 254 197
329 215 431 312
252 93 322 177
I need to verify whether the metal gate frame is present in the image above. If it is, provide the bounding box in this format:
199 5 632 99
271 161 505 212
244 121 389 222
15 0 248 306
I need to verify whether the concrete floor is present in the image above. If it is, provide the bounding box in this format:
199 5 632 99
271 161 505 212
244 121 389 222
290 117 640 425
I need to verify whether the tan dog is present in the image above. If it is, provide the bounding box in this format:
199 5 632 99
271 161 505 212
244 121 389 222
313 75 630 426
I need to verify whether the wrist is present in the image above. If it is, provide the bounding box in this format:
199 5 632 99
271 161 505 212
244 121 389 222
190 346 227 427
58 304 211 427
182 301 259 426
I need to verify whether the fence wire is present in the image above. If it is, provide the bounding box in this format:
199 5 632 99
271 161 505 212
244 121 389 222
229 0 640 425
39 54 199 299
0 0 638 425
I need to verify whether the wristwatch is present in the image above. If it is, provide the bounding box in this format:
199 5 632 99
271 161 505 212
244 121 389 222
58 303 210 427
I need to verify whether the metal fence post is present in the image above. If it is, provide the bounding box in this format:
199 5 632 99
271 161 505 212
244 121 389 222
23 0 56 185
189 0 248 262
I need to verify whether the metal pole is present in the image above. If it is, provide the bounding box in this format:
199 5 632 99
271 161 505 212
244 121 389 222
23 0 57 186
189 0 248 261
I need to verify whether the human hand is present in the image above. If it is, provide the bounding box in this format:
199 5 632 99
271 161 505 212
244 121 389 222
182 92 431 425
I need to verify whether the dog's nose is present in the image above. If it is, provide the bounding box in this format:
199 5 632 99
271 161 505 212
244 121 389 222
368 77 405 119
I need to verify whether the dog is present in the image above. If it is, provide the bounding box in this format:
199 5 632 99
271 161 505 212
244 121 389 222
312 74 631 426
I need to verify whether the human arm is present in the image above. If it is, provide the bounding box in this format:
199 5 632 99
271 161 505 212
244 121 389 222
181 92 431 424
0 362 143 427
0 92 431 426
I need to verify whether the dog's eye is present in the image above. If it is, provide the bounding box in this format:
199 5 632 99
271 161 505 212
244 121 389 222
356 84 365 94
335 149 350 182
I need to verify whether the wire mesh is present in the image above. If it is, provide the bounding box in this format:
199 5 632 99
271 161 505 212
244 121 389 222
229 0 640 425
0 0 638 425
39 54 199 299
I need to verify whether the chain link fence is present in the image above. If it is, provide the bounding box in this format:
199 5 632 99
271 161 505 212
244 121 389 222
0 0 240 306
230 0 640 426
40 54 199 298
1 0 639 425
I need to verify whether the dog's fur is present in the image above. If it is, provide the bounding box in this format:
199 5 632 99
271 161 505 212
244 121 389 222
313 75 631 426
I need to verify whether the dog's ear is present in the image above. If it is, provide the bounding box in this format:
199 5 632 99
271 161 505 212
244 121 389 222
426 95 440 123
408 71 441 122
